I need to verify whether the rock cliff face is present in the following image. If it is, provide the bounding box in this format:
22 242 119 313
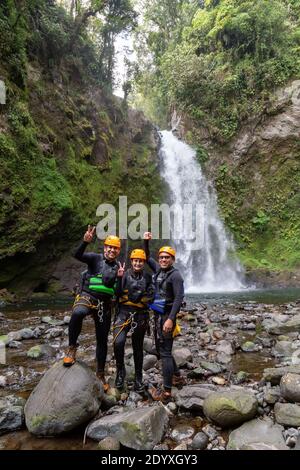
174 81 300 286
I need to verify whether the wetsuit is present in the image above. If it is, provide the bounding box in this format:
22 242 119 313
114 269 154 390
144 239 184 391
69 241 118 373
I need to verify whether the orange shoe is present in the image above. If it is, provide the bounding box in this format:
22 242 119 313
63 346 77 367
96 371 110 392
148 387 172 403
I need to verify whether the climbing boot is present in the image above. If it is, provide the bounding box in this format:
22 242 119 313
115 367 126 391
96 371 110 393
63 345 77 367
148 387 172 403
134 377 145 393
172 373 187 387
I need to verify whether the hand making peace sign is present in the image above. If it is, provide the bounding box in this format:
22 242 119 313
83 225 96 243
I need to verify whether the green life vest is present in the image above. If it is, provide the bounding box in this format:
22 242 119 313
88 274 116 296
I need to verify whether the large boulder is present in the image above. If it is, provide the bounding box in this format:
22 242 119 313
25 360 103 436
0 395 26 435
173 348 192 367
227 417 288 450
203 390 257 428
263 365 300 385
268 314 300 335
175 385 217 411
87 405 169 450
274 403 300 427
280 373 300 402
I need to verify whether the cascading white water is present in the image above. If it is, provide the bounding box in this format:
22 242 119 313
159 130 246 293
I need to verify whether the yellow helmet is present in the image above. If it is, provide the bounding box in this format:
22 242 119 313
104 235 121 248
130 249 146 260
159 246 176 258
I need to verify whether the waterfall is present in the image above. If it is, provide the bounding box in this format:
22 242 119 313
159 130 246 293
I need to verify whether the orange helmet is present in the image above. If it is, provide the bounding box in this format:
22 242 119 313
104 235 121 248
130 249 146 260
158 246 176 258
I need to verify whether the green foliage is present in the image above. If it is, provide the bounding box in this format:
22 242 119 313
195 145 209 164
251 210 270 233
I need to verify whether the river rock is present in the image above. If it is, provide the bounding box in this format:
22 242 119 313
27 344 56 359
227 417 288 450
268 314 300 335
0 395 26 435
171 424 195 443
215 340 234 355
203 390 257 428
25 360 103 435
42 316 64 326
191 431 209 450
274 403 300 427
44 327 64 339
199 361 225 374
98 437 120 450
143 355 158 371
272 341 294 358
87 405 169 450
0 376 7 387
174 385 216 410
241 341 259 352
263 365 300 385
264 386 281 404
280 373 300 402
173 348 192 367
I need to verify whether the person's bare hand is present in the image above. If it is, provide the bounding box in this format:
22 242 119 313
143 232 152 240
163 318 173 334
83 225 96 243
117 262 126 277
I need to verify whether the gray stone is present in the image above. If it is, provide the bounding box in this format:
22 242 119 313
175 385 216 411
203 390 257 428
63 316 71 324
45 327 64 339
191 432 209 450
171 424 195 443
27 344 56 359
217 353 232 364
234 371 249 384
269 314 300 335
7 341 22 349
98 437 120 450
143 337 156 354
241 341 259 352
143 355 158 371
0 395 26 435
25 360 103 435
199 361 225 374
42 316 64 327
19 328 35 340
274 403 300 427
87 405 169 450
202 423 219 440
215 340 234 355
263 365 300 385
227 417 288 450
272 341 294 358
0 376 7 387
264 386 281 405
173 348 192 367
280 373 300 402
174 442 188 450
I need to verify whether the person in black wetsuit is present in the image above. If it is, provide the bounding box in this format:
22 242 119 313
113 249 154 392
143 231 185 402
63 225 121 391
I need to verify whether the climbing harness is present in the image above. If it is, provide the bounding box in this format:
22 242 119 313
73 294 105 323
112 311 139 343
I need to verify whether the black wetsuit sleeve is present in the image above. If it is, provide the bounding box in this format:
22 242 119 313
169 273 184 322
73 241 94 263
144 239 160 272
115 274 125 297
145 273 155 303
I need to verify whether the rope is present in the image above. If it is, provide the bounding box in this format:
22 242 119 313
112 311 138 343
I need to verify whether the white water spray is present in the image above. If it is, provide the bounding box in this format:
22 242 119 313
159 130 246 293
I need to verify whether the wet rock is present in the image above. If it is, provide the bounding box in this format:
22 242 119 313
268 314 300 335
175 385 216 410
7 341 22 349
227 417 288 450
63 316 71 324
234 371 249 384
202 423 219 441
203 390 258 428
173 348 192 367
143 337 156 354
0 395 26 435
174 442 188 450
280 373 300 402
199 332 211 344
272 341 294 358
87 405 169 450
0 376 7 387
274 403 300 427
263 365 300 385
209 313 228 323
191 431 209 450
19 328 35 340
187 367 207 379
27 344 56 359
199 361 225 375
33 327 44 338
216 353 232 364
143 355 158 371
211 376 226 386
170 424 195 443
215 340 234 355
25 360 103 435
264 386 281 404
241 341 260 352
42 316 64 327
44 327 64 339
98 437 120 450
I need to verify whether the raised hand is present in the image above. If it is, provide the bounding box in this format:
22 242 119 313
83 225 96 243
143 231 152 240
117 262 126 277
